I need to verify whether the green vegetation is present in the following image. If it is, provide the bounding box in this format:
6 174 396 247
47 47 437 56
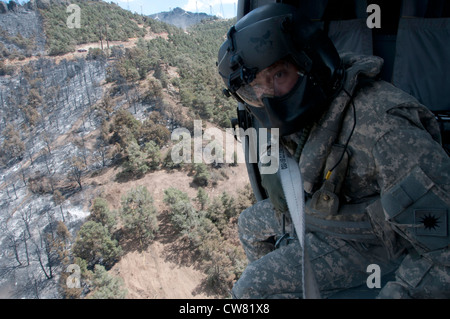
192 162 211 186
104 15 236 128
88 264 128 299
72 220 122 269
149 19 237 127
120 186 159 246
1 0 252 299
58 182 254 298
108 108 168 177
163 186 254 294
88 198 117 233
39 0 146 55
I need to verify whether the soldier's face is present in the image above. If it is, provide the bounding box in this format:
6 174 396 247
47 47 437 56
251 60 301 99
237 59 303 108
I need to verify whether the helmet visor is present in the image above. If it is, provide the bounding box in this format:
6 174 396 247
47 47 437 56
236 59 303 108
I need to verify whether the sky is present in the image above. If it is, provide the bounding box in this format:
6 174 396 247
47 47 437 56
3 0 238 19
116 0 238 19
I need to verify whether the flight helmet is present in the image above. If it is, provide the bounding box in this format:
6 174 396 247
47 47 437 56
218 3 344 136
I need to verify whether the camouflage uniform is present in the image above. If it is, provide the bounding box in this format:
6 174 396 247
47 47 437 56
232 53 450 299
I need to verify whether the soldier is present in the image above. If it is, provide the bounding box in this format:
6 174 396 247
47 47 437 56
217 3 450 298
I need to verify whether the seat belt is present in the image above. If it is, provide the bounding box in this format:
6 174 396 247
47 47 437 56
278 146 321 299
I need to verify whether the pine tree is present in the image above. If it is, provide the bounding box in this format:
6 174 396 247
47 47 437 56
164 187 198 236
196 188 209 211
72 221 122 269
123 140 149 176
89 198 117 233
120 186 158 246
163 187 190 206
144 140 161 170
193 163 210 187
88 265 127 299
1 124 25 164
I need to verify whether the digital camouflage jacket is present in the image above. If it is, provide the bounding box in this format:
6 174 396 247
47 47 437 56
294 53 450 296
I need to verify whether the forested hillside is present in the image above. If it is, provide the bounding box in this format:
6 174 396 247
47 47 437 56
0 0 251 299
40 0 146 55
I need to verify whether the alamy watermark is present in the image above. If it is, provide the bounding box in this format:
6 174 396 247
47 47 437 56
66 264 81 289
366 4 381 29
65 4 381 30
366 264 381 289
171 120 279 175
66 4 81 29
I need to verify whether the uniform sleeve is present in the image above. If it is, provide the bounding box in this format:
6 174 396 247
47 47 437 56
372 112 450 298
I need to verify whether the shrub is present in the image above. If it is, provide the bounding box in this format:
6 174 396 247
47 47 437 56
192 163 210 187
88 264 128 299
89 198 117 233
72 221 122 269
120 186 158 245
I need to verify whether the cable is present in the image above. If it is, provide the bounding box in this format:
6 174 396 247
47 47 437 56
325 88 357 180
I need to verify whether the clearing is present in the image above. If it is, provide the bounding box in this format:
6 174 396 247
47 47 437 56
85 158 250 299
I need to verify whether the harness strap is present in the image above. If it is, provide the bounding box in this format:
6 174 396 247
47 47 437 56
305 214 378 241
305 200 379 242
278 146 321 299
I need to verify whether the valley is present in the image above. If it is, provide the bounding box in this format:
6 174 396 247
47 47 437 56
0 1 248 299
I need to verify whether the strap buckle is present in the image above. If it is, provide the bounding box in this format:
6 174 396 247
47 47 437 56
275 213 295 248
275 232 295 248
